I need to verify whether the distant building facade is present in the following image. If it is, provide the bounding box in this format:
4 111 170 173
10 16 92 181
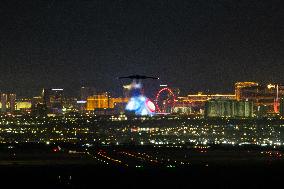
204 99 253 118
15 99 32 114
172 106 192 115
235 82 284 114
176 93 236 115
42 88 64 114
235 82 259 101
86 92 128 114
0 93 16 113
31 96 46 117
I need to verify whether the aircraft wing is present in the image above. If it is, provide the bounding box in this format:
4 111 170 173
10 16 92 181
146 76 159 79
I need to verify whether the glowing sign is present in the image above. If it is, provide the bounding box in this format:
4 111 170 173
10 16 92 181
160 84 168 87
77 101 87 104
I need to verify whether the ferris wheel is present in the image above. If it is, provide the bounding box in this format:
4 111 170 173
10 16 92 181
155 87 176 113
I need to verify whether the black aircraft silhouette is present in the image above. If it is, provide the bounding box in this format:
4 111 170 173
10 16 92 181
118 75 159 80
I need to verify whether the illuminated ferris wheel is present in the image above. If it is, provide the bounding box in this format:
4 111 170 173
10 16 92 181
155 87 176 113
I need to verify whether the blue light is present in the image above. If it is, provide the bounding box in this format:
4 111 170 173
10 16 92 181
125 97 140 111
125 95 155 116
124 81 155 116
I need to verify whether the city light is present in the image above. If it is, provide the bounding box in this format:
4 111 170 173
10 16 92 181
0 1 283 187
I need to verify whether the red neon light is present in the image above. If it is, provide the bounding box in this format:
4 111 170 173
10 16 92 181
146 99 156 112
155 87 176 113
274 99 279 113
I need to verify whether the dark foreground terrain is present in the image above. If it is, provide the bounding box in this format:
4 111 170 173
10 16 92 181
2 164 284 189
0 143 284 188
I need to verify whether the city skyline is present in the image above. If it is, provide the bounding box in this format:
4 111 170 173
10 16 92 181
1 81 283 118
0 80 283 98
1 1 284 187
0 80 281 98
0 0 283 97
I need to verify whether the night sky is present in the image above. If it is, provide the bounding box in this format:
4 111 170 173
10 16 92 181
0 0 283 98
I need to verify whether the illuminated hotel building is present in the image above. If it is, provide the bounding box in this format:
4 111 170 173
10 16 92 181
8 94 16 112
235 82 259 100
16 101 32 110
0 93 7 112
16 99 32 113
86 92 128 111
62 97 78 113
235 82 284 113
86 92 110 110
204 99 253 118
0 93 16 113
176 93 236 114
179 93 236 102
16 101 32 111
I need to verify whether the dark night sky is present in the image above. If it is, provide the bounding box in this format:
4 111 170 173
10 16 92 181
0 0 283 98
